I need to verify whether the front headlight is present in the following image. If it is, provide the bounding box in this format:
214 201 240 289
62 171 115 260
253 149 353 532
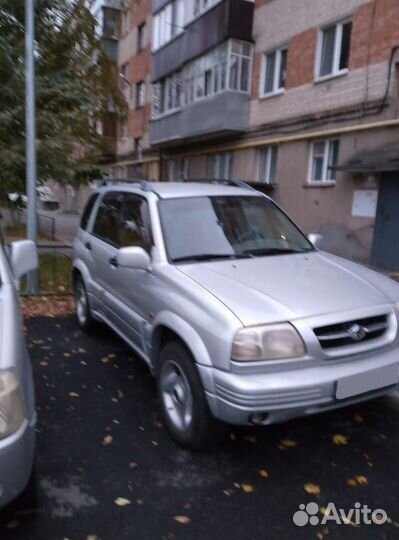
0 370 26 440
232 323 306 361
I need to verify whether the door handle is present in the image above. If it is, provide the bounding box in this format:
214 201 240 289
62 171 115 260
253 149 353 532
109 256 118 268
85 241 92 251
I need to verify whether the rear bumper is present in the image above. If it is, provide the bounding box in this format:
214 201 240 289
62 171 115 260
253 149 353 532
199 347 399 425
0 415 36 509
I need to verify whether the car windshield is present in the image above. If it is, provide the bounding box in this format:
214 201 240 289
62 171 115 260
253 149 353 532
159 195 313 263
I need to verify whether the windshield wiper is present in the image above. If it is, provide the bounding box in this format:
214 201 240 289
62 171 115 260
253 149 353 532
242 247 312 256
172 253 250 263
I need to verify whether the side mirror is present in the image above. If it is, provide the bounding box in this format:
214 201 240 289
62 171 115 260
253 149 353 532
307 233 323 248
117 246 151 270
10 240 39 280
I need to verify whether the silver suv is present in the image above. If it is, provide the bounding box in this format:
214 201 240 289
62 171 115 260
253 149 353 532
73 181 399 449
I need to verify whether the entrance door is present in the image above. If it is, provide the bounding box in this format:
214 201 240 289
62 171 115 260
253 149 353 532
371 173 399 271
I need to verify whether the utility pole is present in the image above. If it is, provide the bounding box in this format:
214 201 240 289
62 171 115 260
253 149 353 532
25 0 39 293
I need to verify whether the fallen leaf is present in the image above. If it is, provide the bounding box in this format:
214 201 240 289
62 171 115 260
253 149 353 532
354 414 364 423
101 356 110 364
129 462 138 469
63 352 71 358
355 475 368 485
114 497 131 506
259 469 269 478
173 515 191 524
346 478 357 487
241 484 254 493
40 361 49 367
244 435 257 443
68 392 79 398
102 435 113 446
280 439 298 448
229 433 236 441
332 434 349 445
304 483 321 495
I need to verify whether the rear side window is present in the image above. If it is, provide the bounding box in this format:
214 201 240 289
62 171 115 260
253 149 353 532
119 194 152 252
92 192 124 247
80 193 99 231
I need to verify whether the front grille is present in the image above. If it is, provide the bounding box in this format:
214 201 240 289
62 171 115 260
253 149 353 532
314 314 389 350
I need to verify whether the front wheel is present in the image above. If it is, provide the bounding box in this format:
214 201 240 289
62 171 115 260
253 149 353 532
74 275 95 332
157 341 225 450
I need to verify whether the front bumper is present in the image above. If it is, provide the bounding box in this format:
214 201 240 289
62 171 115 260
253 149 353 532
199 347 399 425
0 415 36 509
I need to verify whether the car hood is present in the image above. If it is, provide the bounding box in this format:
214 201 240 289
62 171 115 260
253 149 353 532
177 251 399 326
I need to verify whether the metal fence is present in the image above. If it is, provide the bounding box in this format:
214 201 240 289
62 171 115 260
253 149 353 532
16 210 56 240
20 244 73 296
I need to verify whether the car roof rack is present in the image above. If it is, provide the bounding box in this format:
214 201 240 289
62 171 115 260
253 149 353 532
183 178 256 191
96 178 165 198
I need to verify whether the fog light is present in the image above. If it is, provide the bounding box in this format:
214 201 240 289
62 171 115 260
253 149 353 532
250 413 268 425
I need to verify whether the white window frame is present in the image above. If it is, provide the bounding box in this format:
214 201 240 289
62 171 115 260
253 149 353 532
135 81 146 109
137 22 146 51
308 139 340 184
152 0 185 52
260 46 287 98
257 146 278 184
208 152 233 179
315 19 352 82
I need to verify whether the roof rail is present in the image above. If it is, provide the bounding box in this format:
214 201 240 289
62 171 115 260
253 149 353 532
98 178 152 191
183 178 254 190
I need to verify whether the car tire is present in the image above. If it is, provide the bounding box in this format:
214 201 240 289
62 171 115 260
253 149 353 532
157 340 225 450
74 275 95 332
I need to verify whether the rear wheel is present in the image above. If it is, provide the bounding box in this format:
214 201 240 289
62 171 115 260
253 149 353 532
157 341 225 450
74 275 95 332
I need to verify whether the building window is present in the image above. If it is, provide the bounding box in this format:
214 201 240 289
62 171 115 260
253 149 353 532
208 153 233 179
152 73 182 117
186 0 222 24
137 22 146 51
152 40 253 116
229 41 252 92
119 118 128 139
318 20 352 79
261 46 287 97
135 81 146 108
309 140 339 183
167 159 187 181
134 137 143 161
121 9 130 37
258 146 278 184
153 0 184 51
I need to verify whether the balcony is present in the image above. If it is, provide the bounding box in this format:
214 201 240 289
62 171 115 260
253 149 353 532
149 91 249 147
152 0 254 81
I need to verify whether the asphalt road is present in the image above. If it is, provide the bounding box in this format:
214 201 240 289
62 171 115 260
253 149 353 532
1 315 398 540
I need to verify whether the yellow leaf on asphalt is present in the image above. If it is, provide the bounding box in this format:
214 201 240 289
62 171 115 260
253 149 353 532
280 439 298 448
114 497 131 506
68 392 79 398
241 484 254 493
304 483 321 495
355 475 368 485
102 435 113 446
63 352 71 357
259 469 269 478
173 515 191 524
346 478 357 487
354 414 364 423
332 434 349 445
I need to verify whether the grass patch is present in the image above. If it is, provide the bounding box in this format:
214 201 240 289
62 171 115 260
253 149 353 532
39 253 72 293
21 253 72 294
5 221 50 242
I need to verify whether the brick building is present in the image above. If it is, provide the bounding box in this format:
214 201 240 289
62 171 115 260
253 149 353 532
107 0 399 269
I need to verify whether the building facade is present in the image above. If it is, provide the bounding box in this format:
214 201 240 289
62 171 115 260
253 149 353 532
105 0 399 269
